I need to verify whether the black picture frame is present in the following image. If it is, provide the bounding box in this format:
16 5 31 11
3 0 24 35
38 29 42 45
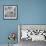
3 5 18 20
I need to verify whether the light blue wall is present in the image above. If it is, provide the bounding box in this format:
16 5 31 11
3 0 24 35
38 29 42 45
20 0 46 24
0 0 46 44
0 0 19 44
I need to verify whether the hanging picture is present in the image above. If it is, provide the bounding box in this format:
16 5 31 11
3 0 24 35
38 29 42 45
3 5 17 19
18 24 46 41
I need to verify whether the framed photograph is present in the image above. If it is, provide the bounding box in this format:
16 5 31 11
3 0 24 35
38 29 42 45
18 24 46 42
3 5 17 19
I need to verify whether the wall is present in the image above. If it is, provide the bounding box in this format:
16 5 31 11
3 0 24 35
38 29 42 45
0 0 46 44
20 0 46 24
0 0 19 44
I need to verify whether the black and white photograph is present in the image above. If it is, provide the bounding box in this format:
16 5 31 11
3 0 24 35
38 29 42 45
3 5 17 19
18 25 46 46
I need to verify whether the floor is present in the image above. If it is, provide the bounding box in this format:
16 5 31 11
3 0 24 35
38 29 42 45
0 40 46 46
0 44 18 46
19 40 46 46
